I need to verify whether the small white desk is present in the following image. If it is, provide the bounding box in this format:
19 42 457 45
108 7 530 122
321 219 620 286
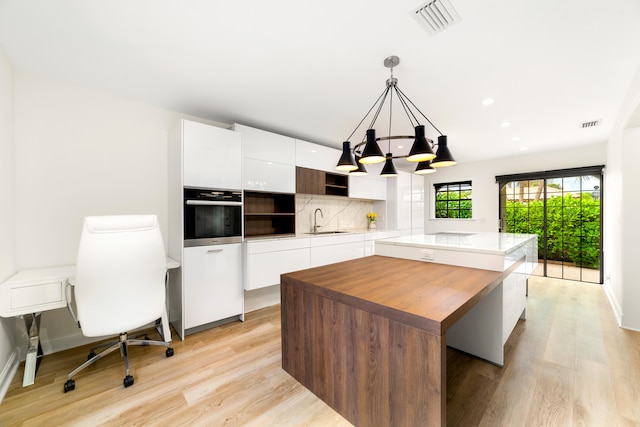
0 258 179 387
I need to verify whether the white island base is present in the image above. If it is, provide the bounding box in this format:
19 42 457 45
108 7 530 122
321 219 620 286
375 232 538 366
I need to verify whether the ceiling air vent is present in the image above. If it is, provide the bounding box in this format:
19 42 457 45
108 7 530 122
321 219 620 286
413 0 461 36
580 119 601 129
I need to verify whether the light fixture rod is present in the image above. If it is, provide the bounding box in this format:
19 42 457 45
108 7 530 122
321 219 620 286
394 86 420 128
345 86 389 142
395 86 444 136
368 85 391 130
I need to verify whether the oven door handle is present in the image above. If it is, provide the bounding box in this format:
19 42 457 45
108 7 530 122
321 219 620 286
185 200 243 206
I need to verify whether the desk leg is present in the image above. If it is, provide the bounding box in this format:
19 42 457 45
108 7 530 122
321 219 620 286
22 313 43 387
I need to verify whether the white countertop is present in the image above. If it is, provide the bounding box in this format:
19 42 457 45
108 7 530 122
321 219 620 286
375 232 537 255
244 229 399 242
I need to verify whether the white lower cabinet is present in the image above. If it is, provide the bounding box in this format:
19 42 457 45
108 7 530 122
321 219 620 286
310 233 365 268
183 243 243 330
245 238 311 290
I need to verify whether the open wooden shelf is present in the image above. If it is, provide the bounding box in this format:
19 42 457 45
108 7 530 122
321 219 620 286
244 191 295 237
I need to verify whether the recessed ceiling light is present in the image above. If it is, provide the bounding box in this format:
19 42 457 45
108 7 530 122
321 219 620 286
482 98 495 106
397 145 404 149
500 121 511 128
512 136 521 141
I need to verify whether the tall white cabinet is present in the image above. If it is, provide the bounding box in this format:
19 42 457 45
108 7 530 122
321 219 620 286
183 120 242 190
382 170 425 235
168 119 244 339
234 124 296 193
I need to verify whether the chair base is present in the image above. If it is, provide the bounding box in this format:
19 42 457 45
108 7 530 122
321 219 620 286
64 326 174 393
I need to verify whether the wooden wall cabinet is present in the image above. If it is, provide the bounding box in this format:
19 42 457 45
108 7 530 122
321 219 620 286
244 191 295 238
296 166 348 197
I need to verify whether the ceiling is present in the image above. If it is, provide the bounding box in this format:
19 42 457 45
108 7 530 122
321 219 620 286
1 0 639 171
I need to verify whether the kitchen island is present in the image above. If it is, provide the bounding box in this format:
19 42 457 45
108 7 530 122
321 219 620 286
280 255 520 427
375 232 537 365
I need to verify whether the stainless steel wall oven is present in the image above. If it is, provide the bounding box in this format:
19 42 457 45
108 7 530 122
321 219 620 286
183 187 242 246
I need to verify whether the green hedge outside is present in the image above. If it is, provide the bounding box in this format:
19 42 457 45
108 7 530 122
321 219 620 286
435 191 472 218
504 193 600 268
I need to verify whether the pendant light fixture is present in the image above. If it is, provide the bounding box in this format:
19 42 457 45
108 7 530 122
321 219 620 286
380 153 399 177
336 56 456 176
350 155 368 176
336 141 358 171
414 160 437 175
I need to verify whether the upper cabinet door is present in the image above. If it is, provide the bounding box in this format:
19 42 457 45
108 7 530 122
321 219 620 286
243 157 295 193
234 124 296 165
349 164 387 200
183 120 242 190
295 139 345 173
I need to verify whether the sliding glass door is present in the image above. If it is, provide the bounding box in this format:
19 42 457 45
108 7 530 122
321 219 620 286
497 166 603 284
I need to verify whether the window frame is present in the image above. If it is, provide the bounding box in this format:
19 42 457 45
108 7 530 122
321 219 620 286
433 180 473 219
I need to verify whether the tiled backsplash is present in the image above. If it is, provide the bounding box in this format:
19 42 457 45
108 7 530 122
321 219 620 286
296 194 374 234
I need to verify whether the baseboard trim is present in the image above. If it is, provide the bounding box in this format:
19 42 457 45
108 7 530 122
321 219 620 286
603 282 623 327
0 347 20 404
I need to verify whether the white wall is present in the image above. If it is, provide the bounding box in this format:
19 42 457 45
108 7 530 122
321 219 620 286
0 48 19 402
422 143 607 234
11 72 226 353
605 63 640 331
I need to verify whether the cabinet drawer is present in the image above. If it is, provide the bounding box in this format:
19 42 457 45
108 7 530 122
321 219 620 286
1 279 66 317
246 247 310 290
309 233 364 247
247 238 310 255
310 242 365 268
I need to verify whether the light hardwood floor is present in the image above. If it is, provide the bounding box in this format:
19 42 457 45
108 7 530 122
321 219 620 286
1 276 639 426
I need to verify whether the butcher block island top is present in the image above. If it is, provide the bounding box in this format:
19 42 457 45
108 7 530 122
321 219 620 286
280 255 508 427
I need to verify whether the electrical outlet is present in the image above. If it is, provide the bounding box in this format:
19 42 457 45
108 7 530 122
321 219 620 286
420 250 435 261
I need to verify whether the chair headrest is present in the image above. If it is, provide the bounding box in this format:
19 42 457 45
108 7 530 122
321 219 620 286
84 215 159 234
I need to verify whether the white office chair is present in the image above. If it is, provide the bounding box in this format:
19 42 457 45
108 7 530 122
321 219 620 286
64 215 174 393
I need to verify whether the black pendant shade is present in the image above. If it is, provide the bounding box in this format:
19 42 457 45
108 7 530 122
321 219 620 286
407 125 436 163
335 56 456 176
359 129 385 164
349 155 368 176
414 160 436 175
431 135 457 167
336 141 358 171
380 153 398 177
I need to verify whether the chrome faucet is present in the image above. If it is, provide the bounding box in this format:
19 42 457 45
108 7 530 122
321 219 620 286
314 208 323 233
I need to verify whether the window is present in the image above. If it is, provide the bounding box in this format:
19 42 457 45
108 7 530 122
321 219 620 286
434 181 472 218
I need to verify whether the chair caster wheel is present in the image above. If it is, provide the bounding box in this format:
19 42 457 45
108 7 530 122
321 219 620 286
123 375 134 388
64 379 75 393
166 347 174 357
87 351 96 360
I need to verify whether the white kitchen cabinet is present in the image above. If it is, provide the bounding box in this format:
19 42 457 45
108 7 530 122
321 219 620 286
234 124 296 165
363 230 403 256
386 171 413 233
295 139 345 173
182 120 242 190
234 124 296 193
411 173 425 234
310 233 365 268
349 173 387 200
183 243 243 330
242 157 296 193
245 238 311 290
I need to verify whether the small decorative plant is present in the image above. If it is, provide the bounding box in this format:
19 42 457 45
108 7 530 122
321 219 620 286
367 212 377 222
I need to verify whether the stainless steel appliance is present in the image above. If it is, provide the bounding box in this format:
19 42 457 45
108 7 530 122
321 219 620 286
183 187 242 247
